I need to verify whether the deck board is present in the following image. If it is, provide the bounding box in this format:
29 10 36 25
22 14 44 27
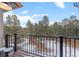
9 50 41 57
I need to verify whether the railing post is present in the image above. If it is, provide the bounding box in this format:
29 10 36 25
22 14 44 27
59 36 63 57
14 34 17 52
5 34 9 57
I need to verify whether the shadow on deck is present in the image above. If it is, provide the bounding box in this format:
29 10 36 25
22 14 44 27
9 50 43 57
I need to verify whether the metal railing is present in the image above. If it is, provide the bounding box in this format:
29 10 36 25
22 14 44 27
16 35 60 57
4 34 79 57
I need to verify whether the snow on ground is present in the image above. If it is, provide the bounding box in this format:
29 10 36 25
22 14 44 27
18 39 79 57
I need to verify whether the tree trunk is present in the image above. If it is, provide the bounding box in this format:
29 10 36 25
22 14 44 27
0 14 4 47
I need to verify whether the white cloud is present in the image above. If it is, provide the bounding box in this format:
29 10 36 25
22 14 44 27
32 14 48 18
3 11 14 21
18 16 32 27
72 12 75 15
54 2 65 8
18 15 39 27
18 14 48 27
49 20 56 25
32 14 41 18
22 10 31 14
4 12 56 27
49 22 54 25
4 11 48 27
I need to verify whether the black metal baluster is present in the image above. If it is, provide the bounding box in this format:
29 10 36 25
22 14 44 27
29 36 31 52
41 37 45 56
46 37 47 56
27 36 28 52
34 36 36 54
34 36 36 55
30 36 32 53
19 35 20 50
44 36 46 56
41 36 43 56
51 38 53 57
33 36 34 54
45 37 47 56
38 36 39 55
74 39 76 57
8 35 10 47
65 38 67 57
28 36 31 52
44 36 48 56
11 35 13 47
25 35 26 51
30 35 33 53
44 37 46 56
31 36 32 53
14 34 17 52
32 36 34 54
49 37 51 57
46 37 49 56
51 38 52 56
28 35 29 52
5 34 9 57
35 36 37 54
42 37 44 56
36 36 37 55
69 39 71 57
53 38 55 56
47 37 50 57
26 36 27 52
11 35 12 47
56 38 57 57
60 36 63 57
10 35 11 47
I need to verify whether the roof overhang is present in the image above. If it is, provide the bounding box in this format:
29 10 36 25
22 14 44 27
0 2 23 11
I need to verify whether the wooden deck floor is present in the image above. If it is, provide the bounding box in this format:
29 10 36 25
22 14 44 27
9 50 41 57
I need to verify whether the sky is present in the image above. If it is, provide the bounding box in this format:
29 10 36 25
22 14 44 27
4 2 79 27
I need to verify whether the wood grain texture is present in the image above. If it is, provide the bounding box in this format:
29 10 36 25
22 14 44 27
0 2 12 11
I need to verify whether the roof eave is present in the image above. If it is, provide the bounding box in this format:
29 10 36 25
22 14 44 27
0 2 23 11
